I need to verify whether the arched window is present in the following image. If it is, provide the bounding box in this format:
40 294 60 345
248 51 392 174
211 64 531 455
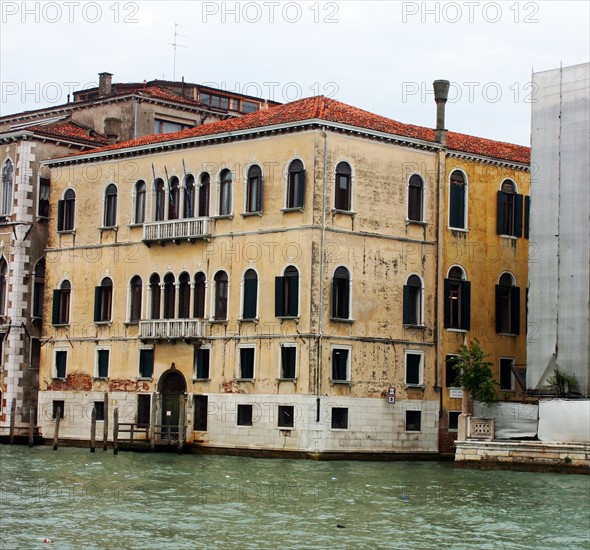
286 159 305 209
331 267 350 319
408 174 424 222
32 258 45 319
403 275 423 326
0 258 7 316
245 165 262 213
198 173 210 217
163 273 176 319
52 280 71 325
449 170 467 230
149 274 161 319
496 273 520 335
103 184 118 227
178 272 191 318
184 175 195 218
219 169 232 216
134 180 146 224
94 277 113 322
275 266 299 317
168 177 180 220
214 271 228 320
242 269 258 320
444 266 470 330
129 275 142 322
334 162 352 211
154 179 165 221
58 189 76 231
1 159 14 215
194 272 206 318
497 179 523 237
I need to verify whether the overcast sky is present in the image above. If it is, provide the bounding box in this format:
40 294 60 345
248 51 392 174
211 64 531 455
1 1 588 145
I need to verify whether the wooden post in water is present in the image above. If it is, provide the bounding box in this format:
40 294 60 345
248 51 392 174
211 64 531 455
28 407 34 447
102 393 109 451
90 406 97 453
178 394 185 454
113 407 119 456
9 398 16 444
52 407 61 450
150 392 157 452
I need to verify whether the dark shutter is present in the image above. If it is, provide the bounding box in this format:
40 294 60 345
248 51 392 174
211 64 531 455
443 279 451 328
52 289 61 325
402 285 411 325
496 191 504 235
341 280 349 319
288 275 299 316
495 285 502 333
460 281 471 331
57 200 65 231
257 176 262 212
511 286 520 335
274 277 284 316
243 277 257 319
514 194 524 237
524 196 530 239
450 183 465 228
331 278 338 318
94 287 102 322
298 171 305 207
98 350 109 378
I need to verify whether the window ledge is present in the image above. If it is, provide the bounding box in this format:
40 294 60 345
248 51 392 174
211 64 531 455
403 324 426 329
330 427 349 431
237 317 259 324
209 319 228 324
330 380 352 385
406 219 427 226
95 321 113 327
405 429 422 434
98 226 118 232
212 214 233 220
136 377 153 381
235 378 255 383
277 426 294 431
124 320 139 326
497 332 517 337
93 377 109 381
281 207 304 213
52 324 69 328
241 211 263 218
57 229 75 235
446 328 468 333
405 384 426 390
52 377 67 381
36 216 49 223
331 208 356 217
276 316 300 322
277 378 297 382
448 226 468 233
192 378 210 382
499 234 518 240
128 223 144 228
330 317 354 323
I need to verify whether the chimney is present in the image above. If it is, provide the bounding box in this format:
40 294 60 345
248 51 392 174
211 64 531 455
98 72 113 97
433 80 450 145
104 117 122 144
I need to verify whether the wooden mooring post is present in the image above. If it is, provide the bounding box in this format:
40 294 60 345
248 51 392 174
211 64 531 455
90 406 97 453
102 393 109 451
52 407 61 450
178 394 185 454
113 408 119 456
9 398 16 444
150 392 156 451
28 407 34 447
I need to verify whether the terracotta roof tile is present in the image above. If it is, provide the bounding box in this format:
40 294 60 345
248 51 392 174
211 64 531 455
27 120 108 146
137 86 203 106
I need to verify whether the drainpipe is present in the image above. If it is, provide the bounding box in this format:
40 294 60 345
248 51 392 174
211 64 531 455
316 127 329 421
133 98 138 139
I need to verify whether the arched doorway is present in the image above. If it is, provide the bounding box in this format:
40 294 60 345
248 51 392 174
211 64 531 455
158 369 187 439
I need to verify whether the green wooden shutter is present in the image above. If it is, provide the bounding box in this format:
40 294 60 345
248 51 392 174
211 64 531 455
461 281 471 331
57 200 65 231
402 285 411 325
495 285 502 333
52 289 61 325
511 286 520 335
496 191 504 235
443 279 451 328
288 275 299 316
275 277 284 316
524 196 530 239
450 183 465 228
98 350 109 378
514 194 524 237
331 278 338 318
243 277 257 319
298 171 305 207
94 286 102 322
257 176 262 212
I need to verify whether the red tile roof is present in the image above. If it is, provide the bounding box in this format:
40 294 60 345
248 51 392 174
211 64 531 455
27 120 108 146
68 96 530 164
137 86 203 106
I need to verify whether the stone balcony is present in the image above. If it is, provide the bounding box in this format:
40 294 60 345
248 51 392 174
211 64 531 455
139 319 205 341
143 217 211 244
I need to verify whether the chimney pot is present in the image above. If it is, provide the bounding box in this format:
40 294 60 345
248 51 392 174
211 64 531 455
433 79 450 145
98 72 113 98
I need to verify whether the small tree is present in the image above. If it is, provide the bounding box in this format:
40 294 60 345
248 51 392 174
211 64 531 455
451 339 497 405
547 366 578 397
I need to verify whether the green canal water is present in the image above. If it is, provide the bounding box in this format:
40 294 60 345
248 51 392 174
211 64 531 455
0 446 589 550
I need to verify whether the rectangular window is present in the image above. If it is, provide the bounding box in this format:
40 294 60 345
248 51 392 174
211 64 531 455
94 401 105 422
30 338 41 370
280 344 297 379
55 350 67 379
445 355 460 387
200 93 210 105
239 346 255 379
500 358 515 391
52 400 65 420
278 405 295 428
405 410 422 431
38 177 50 218
137 394 151 427
331 407 348 429
96 349 109 378
242 101 258 113
194 395 208 431
237 404 253 426
444 279 471 331
138 348 154 378
448 411 460 431
194 347 210 379
331 347 350 381
153 119 191 134
405 352 423 386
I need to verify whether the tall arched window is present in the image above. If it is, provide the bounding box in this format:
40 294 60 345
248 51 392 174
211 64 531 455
497 179 523 237
168 177 180 220
275 266 299 317
129 275 142 322
214 271 229 320
154 179 165 221
219 169 232 216
0 258 7 316
334 162 352 211
286 159 305 209
198 173 210 217
103 184 118 227
449 170 467 230
52 280 71 325
163 273 176 319
408 174 424 222
1 159 14 216
194 272 206 318
444 266 470 330
403 275 423 326
178 272 191 318
245 165 262 213
134 180 146 224
149 274 161 319
496 273 520 335
331 267 350 320
32 258 45 319
184 175 195 218
242 269 258 320
58 189 76 231
94 277 113 322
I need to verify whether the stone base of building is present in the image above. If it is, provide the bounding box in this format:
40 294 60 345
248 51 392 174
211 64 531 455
455 440 590 474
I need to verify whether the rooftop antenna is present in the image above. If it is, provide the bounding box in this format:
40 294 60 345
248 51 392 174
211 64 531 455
169 23 188 81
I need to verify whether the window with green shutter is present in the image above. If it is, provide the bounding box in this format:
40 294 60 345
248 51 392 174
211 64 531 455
96 349 109 378
55 350 67 379
139 348 154 378
194 347 210 379
449 170 466 229
242 269 258 320
239 347 255 379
